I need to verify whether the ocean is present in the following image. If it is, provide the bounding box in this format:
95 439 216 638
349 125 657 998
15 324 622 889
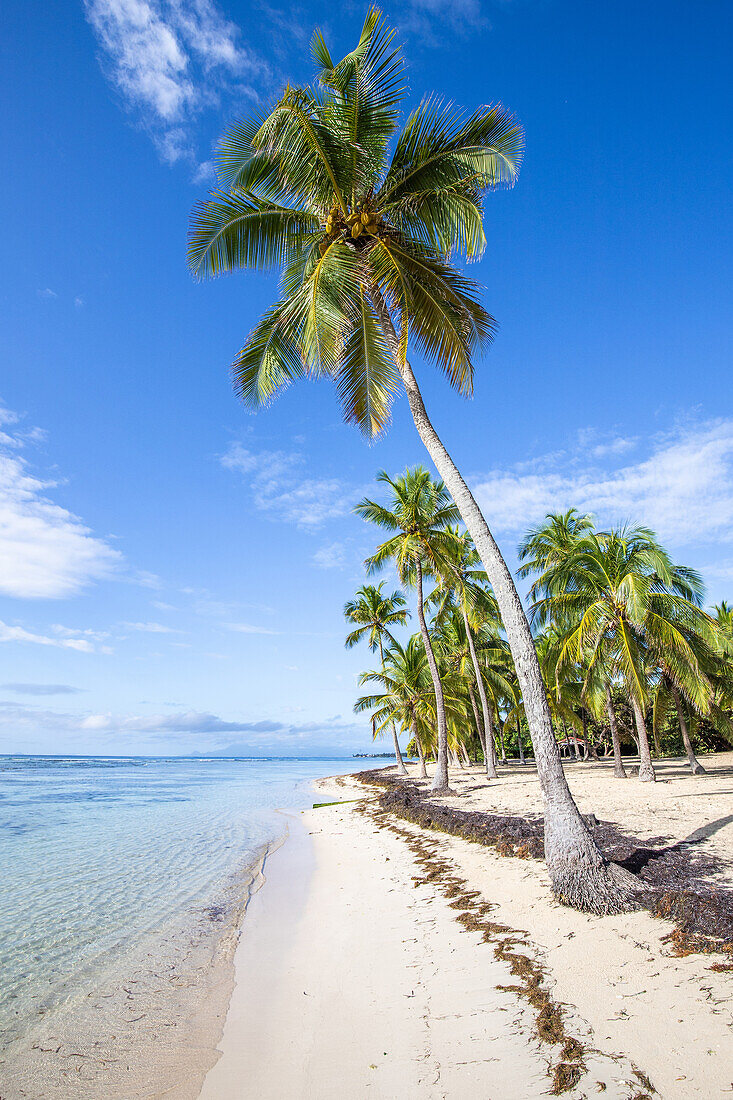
0 754 374 1097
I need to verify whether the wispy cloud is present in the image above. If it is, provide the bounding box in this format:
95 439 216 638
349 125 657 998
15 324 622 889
121 620 180 633
84 0 267 163
2 683 86 696
0 621 106 653
472 418 733 546
226 621 280 635
220 442 355 527
398 0 487 40
0 404 121 598
313 540 348 569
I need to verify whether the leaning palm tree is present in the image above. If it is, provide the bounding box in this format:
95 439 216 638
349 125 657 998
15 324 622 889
188 8 633 912
357 468 458 791
344 582 409 772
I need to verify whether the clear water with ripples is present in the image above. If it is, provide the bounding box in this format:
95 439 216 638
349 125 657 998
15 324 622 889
0 755 366 1051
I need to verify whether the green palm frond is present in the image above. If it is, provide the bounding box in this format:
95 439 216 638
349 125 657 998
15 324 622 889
335 287 399 435
380 97 523 210
232 302 306 408
188 193 319 278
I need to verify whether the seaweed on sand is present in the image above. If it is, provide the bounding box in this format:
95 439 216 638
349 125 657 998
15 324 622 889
356 771 733 957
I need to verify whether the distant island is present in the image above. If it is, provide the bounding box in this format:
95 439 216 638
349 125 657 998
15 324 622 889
352 752 393 758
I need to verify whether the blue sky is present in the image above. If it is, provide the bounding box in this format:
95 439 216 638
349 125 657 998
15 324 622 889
1 0 731 756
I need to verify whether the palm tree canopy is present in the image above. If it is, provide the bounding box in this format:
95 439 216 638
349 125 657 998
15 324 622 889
528 522 719 714
356 467 459 582
344 581 408 651
187 7 523 438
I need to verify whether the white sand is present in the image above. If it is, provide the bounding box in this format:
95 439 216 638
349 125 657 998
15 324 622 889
196 757 733 1098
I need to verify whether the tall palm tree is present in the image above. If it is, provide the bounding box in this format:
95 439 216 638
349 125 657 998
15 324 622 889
356 468 458 791
344 582 409 773
356 634 439 778
188 9 632 912
433 603 512 778
430 529 504 777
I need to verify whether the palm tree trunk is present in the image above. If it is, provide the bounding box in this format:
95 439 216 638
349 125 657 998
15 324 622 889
517 716 526 763
392 356 632 911
460 743 471 767
414 558 450 792
671 686 705 774
378 637 407 775
493 721 506 765
467 681 489 775
605 684 627 778
414 729 428 778
462 605 498 778
484 697 499 772
631 694 656 782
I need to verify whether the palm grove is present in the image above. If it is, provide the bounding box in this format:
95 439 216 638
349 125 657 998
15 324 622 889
188 10 731 913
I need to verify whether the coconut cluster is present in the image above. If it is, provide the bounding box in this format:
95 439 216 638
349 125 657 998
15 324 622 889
319 200 385 254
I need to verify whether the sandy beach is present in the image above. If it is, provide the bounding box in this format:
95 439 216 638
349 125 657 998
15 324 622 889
200 754 733 1100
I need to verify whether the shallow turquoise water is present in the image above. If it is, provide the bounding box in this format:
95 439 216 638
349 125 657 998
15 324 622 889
0 755 369 1051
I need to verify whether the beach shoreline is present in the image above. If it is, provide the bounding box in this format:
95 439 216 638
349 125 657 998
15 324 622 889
199 754 733 1099
0 832 285 1100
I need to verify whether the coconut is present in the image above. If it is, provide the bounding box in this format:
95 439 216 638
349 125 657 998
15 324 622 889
351 223 362 239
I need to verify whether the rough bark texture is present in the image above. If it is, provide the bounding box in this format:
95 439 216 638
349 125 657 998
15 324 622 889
415 560 450 793
378 637 407 775
462 605 498 778
396 357 634 913
672 686 706 775
605 684 628 778
631 694 656 782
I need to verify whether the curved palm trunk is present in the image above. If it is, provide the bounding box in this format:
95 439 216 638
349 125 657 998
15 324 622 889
378 637 407 775
605 684 627 778
467 681 487 759
414 726 428 778
630 694 656 782
462 606 499 778
414 559 450 792
396 357 633 912
499 720 507 764
671 685 705 774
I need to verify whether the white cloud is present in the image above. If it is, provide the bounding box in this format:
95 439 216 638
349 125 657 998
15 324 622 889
0 621 102 653
313 541 348 569
226 622 279 635
84 0 265 163
0 408 121 598
38 287 57 299
472 418 733 546
122 620 180 633
221 442 354 527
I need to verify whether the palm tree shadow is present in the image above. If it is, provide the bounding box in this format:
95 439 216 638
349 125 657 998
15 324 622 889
605 814 733 883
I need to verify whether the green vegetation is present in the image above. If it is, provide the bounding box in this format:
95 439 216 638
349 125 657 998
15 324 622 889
349 491 733 786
